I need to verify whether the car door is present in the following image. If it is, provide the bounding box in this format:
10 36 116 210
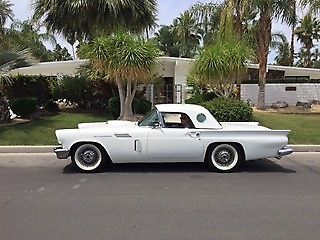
147 119 204 162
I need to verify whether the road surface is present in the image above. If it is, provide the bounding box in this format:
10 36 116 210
0 153 320 240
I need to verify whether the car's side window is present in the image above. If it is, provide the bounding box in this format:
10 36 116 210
138 109 160 127
161 112 195 128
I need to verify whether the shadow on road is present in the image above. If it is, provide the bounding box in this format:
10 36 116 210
62 158 295 174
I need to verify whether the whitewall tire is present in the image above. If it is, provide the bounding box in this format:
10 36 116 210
207 144 243 172
72 144 105 172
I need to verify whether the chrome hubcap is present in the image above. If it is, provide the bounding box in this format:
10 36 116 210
214 149 234 166
80 149 97 165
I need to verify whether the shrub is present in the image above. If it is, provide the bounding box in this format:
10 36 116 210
10 97 37 118
201 97 253 122
51 75 91 108
185 92 218 104
44 100 59 113
51 76 118 109
4 75 53 105
108 97 120 119
108 97 152 119
134 99 152 115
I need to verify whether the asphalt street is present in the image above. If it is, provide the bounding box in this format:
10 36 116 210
0 153 320 240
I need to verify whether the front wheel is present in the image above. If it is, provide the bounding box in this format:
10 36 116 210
206 143 243 172
71 143 106 172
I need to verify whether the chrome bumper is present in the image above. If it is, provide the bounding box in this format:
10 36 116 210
277 147 293 158
54 146 70 159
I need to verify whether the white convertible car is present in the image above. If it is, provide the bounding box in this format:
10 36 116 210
54 104 293 172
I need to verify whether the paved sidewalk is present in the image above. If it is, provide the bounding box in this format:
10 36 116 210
0 145 320 153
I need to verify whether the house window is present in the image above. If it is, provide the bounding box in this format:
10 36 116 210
285 86 297 91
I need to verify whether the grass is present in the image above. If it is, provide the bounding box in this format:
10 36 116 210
254 112 320 145
0 112 110 145
0 111 319 145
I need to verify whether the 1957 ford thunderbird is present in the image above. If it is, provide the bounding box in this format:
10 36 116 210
54 104 293 172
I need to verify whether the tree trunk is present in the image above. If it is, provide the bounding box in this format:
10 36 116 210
116 78 126 119
117 80 137 120
124 81 133 117
289 1 296 67
290 24 295 66
0 96 11 123
306 42 312 68
256 10 272 110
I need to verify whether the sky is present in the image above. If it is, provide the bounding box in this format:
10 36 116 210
8 0 292 62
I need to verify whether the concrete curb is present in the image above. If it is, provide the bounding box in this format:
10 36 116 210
0 145 320 153
0 146 58 153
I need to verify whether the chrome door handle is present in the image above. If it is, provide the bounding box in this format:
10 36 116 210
188 132 201 138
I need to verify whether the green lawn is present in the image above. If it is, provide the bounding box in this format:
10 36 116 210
254 112 320 145
0 112 109 145
0 111 319 145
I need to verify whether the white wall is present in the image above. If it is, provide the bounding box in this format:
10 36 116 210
241 84 320 106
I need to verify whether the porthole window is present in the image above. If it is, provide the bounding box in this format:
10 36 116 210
197 113 206 123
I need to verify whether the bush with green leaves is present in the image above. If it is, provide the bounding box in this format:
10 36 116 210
185 92 218 104
201 97 253 122
51 75 92 108
52 76 118 109
134 99 152 115
44 100 59 113
10 97 37 118
4 75 53 105
108 97 152 119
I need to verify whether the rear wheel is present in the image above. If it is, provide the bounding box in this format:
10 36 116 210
206 143 243 172
71 143 106 172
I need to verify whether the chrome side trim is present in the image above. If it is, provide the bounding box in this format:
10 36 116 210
114 134 132 138
54 146 69 159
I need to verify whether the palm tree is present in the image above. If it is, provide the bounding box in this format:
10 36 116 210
300 0 320 14
270 32 291 66
190 2 223 45
154 25 180 57
190 6 254 98
0 49 35 122
295 13 320 67
5 20 57 61
81 31 159 119
250 0 292 109
32 0 157 40
173 11 202 58
0 0 13 38
190 37 254 97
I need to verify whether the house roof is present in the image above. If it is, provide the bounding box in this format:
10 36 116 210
8 57 320 79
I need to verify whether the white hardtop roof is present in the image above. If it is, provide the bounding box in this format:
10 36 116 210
155 104 222 129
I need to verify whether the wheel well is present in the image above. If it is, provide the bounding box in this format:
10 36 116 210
70 142 112 162
205 142 245 161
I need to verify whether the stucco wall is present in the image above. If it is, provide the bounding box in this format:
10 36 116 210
241 84 320 106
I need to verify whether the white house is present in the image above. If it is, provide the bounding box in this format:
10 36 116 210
9 57 320 106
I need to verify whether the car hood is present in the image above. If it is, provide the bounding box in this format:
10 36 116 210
78 120 137 129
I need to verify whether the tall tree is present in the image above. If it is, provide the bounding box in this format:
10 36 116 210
251 0 292 109
0 49 35 122
173 11 201 58
5 20 57 62
190 1 254 97
300 0 320 14
32 0 157 40
295 13 320 67
81 31 159 119
0 0 13 38
270 32 291 66
190 2 223 45
154 25 180 57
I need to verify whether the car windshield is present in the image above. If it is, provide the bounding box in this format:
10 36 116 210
138 109 160 127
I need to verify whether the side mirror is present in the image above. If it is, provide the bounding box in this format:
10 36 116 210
152 122 161 129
